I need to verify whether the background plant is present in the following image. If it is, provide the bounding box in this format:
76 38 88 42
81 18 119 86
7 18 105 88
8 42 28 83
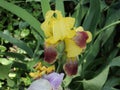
0 0 120 90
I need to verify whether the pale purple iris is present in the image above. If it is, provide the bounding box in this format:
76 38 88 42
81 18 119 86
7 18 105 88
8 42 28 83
44 72 64 90
27 72 64 90
27 79 52 90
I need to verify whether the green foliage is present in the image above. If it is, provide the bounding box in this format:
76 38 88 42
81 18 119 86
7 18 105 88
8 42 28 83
0 0 120 89
56 0 65 16
83 66 109 90
41 0 51 17
83 0 100 35
0 0 44 38
0 31 33 57
0 64 11 80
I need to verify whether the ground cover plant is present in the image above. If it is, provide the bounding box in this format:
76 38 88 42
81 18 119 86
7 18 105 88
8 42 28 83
0 0 120 90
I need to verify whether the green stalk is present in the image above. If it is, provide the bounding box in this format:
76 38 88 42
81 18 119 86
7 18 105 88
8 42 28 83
33 40 41 59
56 60 61 72
96 20 120 36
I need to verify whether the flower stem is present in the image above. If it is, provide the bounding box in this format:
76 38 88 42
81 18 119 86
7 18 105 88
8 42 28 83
56 59 61 72
33 40 41 58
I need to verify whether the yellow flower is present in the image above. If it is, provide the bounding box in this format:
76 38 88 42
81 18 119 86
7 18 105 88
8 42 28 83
65 38 83 57
65 27 92 57
29 71 43 79
46 65 55 74
41 10 92 59
34 62 42 70
29 62 55 79
41 10 76 44
41 10 93 76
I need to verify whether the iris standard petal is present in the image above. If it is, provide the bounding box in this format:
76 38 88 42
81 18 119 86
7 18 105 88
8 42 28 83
41 10 55 37
45 10 54 20
42 10 75 44
54 10 63 19
44 72 64 90
64 17 75 30
41 17 55 38
53 20 74 41
44 46 57 64
52 16 75 42
65 38 82 57
53 19 66 41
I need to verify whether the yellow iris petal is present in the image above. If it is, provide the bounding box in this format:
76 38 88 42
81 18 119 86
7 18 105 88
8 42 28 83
52 14 75 43
75 26 84 32
64 17 76 38
41 10 76 44
75 26 92 43
65 38 82 57
64 17 75 30
45 37 58 45
41 17 55 37
45 10 54 20
53 19 66 41
86 31 92 43
54 10 63 19
41 10 55 37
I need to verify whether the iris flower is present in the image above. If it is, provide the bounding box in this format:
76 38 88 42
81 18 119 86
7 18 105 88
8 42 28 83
41 10 75 44
41 10 92 76
44 72 64 90
27 72 64 90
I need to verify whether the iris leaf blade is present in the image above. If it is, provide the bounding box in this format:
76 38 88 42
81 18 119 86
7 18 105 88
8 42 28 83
0 31 33 57
0 0 44 38
41 0 51 17
82 0 100 35
56 0 65 16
